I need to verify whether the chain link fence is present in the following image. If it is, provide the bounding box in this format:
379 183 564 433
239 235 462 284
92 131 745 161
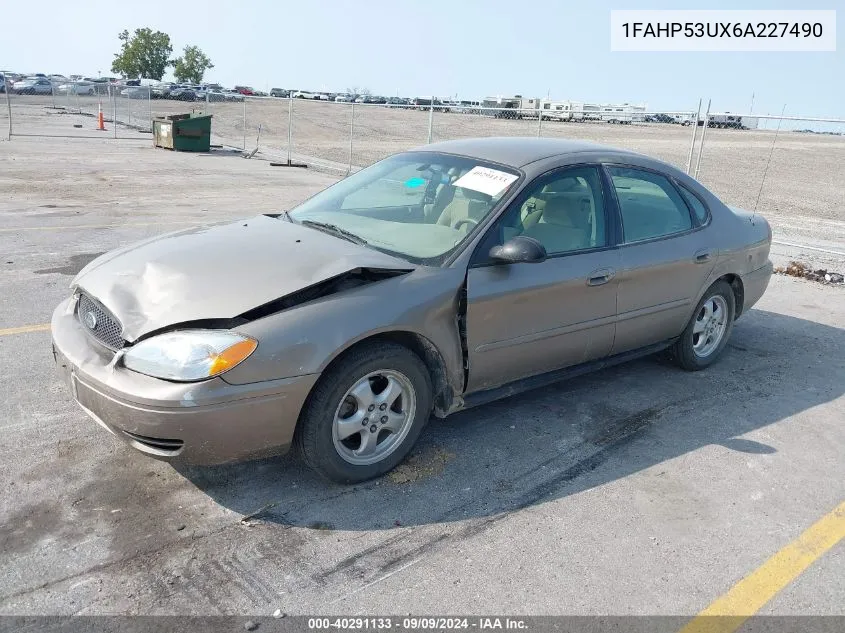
693 112 845 259
3 88 843 259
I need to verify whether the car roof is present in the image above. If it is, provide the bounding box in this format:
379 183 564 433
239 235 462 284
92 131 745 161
413 136 637 168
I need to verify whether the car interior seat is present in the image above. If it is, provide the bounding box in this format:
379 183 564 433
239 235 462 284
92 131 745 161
436 187 493 230
522 195 593 253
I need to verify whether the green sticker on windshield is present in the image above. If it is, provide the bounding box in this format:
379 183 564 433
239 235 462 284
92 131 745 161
405 177 426 188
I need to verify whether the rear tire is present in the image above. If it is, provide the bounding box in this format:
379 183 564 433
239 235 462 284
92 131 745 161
671 280 735 371
296 342 433 484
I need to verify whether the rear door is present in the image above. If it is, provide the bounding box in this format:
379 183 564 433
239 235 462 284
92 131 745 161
604 165 716 354
465 165 621 392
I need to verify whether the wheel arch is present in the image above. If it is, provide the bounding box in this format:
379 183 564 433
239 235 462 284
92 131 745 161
718 273 745 319
693 273 745 323
311 329 455 419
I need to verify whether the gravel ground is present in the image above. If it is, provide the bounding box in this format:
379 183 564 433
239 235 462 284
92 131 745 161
0 124 843 618
5 96 843 272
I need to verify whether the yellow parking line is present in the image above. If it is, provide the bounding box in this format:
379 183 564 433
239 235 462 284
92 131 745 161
0 323 51 336
0 221 195 232
679 500 845 633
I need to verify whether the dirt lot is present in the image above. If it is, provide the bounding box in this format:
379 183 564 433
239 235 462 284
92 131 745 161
6 95 844 273
0 123 843 619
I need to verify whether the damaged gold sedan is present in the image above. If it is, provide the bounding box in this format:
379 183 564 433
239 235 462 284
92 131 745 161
52 138 772 482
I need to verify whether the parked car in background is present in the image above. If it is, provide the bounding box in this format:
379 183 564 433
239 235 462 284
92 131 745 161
88 78 113 95
206 89 228 102
168 86 196 101
49 137 773 483
645 113 673 124
57 81 95 96
235 86 255 95
120 86 149 99
12 77 54 95
335 93 355 102
0 74 5 94
151 82 176 99
291 90 314 99
223 89 245 102
188 85 208 100
270 88 289 97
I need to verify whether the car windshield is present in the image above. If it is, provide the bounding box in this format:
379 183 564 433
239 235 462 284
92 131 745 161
287 152 521 264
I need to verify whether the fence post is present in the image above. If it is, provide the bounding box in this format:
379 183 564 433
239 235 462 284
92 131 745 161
427 95 434 144
50 82 55 109
112 85 117 139
347 102 355 176
686 98 702 174
286 96 293 164
149 87 153 131
537 108 543 138
5 86 12 140
693 98 711 179
75 87 80 114
243 98 247 150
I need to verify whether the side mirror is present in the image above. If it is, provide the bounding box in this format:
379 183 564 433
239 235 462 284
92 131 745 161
488 236 547 264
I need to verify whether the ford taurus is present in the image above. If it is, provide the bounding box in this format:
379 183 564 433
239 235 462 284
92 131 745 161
51 137 773 482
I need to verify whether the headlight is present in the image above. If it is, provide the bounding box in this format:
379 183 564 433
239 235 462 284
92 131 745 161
122 330 257 382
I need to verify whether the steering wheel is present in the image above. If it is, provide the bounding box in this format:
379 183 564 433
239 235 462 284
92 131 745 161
453 218 478 231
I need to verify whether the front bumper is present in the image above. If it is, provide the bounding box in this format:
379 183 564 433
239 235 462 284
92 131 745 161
51 296 319 465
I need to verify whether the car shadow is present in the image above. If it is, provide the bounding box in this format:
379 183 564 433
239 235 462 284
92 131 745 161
175 308 843 531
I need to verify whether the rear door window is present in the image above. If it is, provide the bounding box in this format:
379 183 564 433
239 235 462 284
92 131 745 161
607 167 693 242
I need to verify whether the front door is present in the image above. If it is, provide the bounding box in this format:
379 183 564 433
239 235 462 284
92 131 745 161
465 165 620 393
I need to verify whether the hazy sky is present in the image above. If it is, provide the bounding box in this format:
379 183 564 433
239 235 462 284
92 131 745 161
3 0 841 117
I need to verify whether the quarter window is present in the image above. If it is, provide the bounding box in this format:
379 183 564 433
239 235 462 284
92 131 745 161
677 184 710 225
608 167 693 242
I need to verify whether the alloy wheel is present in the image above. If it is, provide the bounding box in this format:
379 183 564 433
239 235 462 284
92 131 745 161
332 370 417 466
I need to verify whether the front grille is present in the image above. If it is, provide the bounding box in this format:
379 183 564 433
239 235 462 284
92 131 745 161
76 293 125 350
122 431 184 453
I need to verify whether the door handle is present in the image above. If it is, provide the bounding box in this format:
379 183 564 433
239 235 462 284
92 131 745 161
587 268 616 286
694 249 713 263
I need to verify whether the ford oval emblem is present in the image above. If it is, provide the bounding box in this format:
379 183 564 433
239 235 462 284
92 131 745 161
84 311 98 330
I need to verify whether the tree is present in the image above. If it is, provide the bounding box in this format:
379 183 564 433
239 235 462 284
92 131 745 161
111 28 173 80
172 45 214 84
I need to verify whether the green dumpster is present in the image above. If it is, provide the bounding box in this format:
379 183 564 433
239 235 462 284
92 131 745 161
153 113 212 152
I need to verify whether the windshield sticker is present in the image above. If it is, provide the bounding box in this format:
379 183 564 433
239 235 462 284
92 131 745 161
453 166 518 197
404 177 426 188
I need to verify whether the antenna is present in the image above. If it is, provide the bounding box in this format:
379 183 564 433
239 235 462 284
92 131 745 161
754 104 787 214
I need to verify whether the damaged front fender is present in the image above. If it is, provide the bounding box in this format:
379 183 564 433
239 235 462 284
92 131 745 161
222 267 467 409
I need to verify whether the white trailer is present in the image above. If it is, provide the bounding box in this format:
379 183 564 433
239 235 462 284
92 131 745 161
540 100 584 121
740 116 759 130
600 103 646 124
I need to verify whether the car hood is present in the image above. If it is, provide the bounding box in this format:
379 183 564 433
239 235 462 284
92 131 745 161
72 215 413 343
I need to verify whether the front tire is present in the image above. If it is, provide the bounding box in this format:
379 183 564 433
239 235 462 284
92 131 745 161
671 280 735 371
297 341 433 483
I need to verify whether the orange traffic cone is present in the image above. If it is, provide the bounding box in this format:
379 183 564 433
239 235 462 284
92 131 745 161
97 103 106 131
